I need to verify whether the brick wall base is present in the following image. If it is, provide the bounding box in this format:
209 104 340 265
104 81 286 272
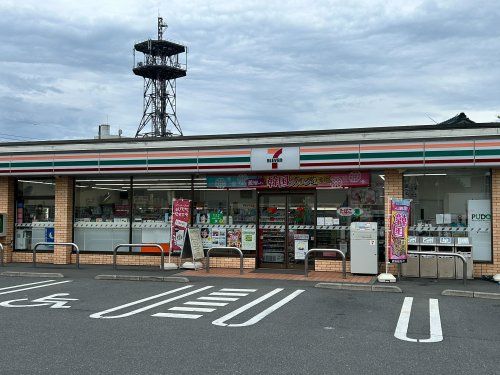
9 253 256 269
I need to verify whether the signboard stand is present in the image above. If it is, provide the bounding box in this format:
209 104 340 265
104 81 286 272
181 227 205 270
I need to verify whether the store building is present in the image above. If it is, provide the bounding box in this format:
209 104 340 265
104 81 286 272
0 115 499 277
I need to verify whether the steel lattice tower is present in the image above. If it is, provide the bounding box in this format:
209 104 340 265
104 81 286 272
133 17 187 137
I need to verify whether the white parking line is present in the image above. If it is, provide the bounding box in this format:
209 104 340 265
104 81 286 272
212 288 283 327
0 280 72 296
229 290 304 327
184 301 228 307
198 296 239 302
169 307 216 313
0 280 56 292
394 297 443 343
90 286 213 319
419 299 443 343
209 292 248 297
152 313 202 319
220 288 257 293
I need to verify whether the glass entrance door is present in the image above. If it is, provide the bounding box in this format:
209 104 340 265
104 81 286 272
258 193 315 269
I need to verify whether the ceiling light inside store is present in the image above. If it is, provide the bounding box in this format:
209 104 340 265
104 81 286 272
404 173 447 177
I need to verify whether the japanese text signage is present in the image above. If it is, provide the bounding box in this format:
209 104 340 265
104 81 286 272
207 172 370 189
388 198 411 263
170 199 191 253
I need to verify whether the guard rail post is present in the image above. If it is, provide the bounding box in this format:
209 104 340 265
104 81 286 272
206 246 244 275
113 243 165 271
305 248 346 279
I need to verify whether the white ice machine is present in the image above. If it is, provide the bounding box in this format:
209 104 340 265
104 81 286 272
350 222 378 274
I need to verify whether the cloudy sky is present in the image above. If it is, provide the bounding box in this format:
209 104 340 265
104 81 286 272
0 0 499 141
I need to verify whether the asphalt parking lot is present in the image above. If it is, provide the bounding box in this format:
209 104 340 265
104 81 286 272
0 268 498 375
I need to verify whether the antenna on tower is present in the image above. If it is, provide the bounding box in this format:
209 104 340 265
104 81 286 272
133 16 187 137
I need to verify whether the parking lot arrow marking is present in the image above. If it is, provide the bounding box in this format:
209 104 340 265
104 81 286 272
394 297 443 343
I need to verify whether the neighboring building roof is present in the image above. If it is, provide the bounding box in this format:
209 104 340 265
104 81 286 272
438 112 476 126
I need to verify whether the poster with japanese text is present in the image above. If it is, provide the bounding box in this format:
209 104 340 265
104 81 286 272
227 228 242 248
170 199 191 253
242 227 256 250
388 198 411 263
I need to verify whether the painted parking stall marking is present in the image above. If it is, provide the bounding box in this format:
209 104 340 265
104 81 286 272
90 285 212 319
89 285 304 325
153 287 257 320
394 297 443 343
212 288 305 327
0 280 73 296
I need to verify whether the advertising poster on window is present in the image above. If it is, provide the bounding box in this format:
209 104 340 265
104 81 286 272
294 233 309 260
170 199 191 253
211 227 227 247
388 198 411 263
200 227 212 248
242 227 256 250
227 228 242 248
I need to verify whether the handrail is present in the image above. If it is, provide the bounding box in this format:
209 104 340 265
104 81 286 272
305 249 346 279
408 250 468 285
0 243 4 267
206 247 243 275
113 243 165 270
33 242 80 269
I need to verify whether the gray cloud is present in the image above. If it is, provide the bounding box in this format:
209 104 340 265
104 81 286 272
0 0 499 141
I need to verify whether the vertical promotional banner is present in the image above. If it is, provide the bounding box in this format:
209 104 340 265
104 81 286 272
170 199 191 253
388 198 412 263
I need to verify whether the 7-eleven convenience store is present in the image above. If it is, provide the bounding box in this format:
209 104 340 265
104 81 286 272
0 117 499 278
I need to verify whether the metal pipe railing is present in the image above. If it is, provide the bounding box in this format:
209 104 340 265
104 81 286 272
206 247 244 275
305 248 346 278
33 242 80 269
113 243 165 270
0 243 4 267
408 250 468 286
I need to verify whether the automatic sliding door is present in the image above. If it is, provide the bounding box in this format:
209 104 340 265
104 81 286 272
287 194 315 268
258 194 287 268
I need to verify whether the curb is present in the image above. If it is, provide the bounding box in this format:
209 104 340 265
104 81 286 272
0 271 64 278
442 289 500 300
315 282 402 293
95 275 190 283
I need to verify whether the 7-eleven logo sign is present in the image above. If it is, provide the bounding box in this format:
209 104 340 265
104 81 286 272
266 148 283 169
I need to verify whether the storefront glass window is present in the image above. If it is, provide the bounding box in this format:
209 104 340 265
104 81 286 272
131 176 192 251
193 187 228 225
403 169 492 261
74 177 131 251
229 190 257 225
315 172 385 259
15 179 55 250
